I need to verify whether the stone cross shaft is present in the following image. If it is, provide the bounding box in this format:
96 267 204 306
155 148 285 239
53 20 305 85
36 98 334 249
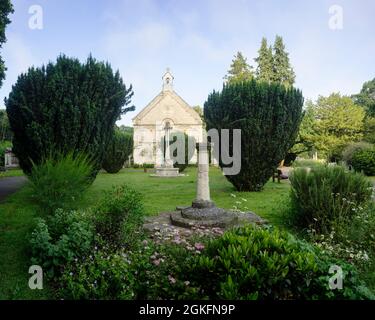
163 122 173 167
195 143 211 202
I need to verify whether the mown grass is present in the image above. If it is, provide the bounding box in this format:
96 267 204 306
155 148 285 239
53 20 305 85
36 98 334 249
85 167 290 225
0 169 24 179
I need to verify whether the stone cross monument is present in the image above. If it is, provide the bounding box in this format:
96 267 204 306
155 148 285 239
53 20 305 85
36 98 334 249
170 142 238 228
163 121 174 168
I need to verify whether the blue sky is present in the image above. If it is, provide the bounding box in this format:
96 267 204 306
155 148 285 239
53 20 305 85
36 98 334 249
1 0 374 125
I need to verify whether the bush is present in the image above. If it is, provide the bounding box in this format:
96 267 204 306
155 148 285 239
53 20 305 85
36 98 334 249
352 148 375 176
186 225 373 300
27 153 93 215
5 55 134 175
342 142 373 167
289 166 373 233
204 80 304 191
142 163 154 169
30 209 95 279
59 240 200 300
102 128 133 174
94 184 144 247
59 246 137 299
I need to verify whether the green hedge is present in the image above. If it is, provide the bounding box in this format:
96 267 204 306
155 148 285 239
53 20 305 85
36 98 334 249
352 148 375 176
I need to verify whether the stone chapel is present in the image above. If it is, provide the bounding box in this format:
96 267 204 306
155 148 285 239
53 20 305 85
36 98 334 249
132 69 204 165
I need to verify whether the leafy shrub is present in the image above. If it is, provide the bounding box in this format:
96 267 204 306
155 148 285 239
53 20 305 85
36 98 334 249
204 79 304 191
27 153 93 215
142 163 154 169
59 246 137 299
102 128 133 174
59 240 200 300
289 166 373 233
5 55 134 175
342 142 373 167
352 148 375 176
187 225 373 300
94 184 144 247
30 209 95 279
308 203 375 268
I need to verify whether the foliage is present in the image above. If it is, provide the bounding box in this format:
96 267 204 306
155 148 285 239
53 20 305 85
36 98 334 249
0 140 11 166
0 0 13 88
59 240 200 300
94 184 144 247
307 203 375 267
224 52 254 84
272 35 295 87
291 158 325 169
351 148 375 176
102 128 133 174
352 78 375 117
288 166 373 233
289 105 317 156
5 54 135 175
0 109 12 141
363 117 375 144
253 35 295 87
26 153 93 215
306 202 375 293
254 38 274 83
342 142 373 167
204 79 304 191
59 246 137 299
301 94 365 160
30 209 95 279
187 225 372 300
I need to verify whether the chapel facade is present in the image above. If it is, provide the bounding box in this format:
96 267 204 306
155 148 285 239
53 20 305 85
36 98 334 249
132 69 204 165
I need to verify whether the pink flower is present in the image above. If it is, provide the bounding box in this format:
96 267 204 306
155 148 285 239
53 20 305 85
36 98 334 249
194 243 205 251
153 259 161 266
168 275 176 284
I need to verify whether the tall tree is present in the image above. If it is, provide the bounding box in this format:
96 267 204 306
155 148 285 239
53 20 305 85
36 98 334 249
204 80 304 191
254 38 274 83
304 94 365 159
0 0 14 88
272 35 295 87
6 55 135 175
352 78 375 117
224 52 254 84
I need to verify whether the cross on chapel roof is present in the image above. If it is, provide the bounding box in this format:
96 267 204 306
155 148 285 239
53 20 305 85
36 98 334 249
162 68 174 92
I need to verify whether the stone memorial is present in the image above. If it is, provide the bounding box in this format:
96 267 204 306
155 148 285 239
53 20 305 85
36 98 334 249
151 121 184 177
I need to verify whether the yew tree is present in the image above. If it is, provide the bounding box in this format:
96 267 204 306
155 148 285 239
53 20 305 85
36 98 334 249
5 55 134 175
204 80 304 191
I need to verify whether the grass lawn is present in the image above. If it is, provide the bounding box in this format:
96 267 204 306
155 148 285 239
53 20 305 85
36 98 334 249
0 166 290 299
86 167 290 225
0 169 24 179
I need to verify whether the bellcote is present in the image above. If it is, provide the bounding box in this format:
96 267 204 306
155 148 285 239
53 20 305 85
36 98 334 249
162 68 174 92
